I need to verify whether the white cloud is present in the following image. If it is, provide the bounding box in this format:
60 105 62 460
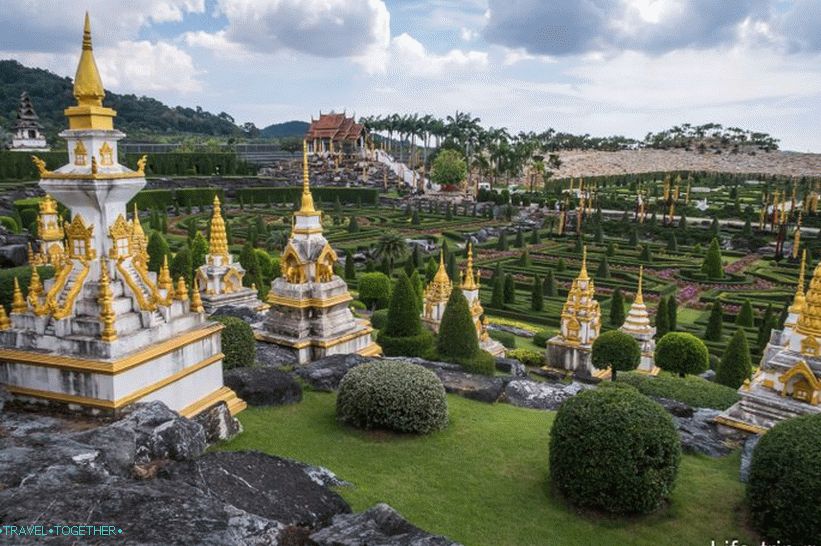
460 27 478 42
377 33 488 77
501 48 556 66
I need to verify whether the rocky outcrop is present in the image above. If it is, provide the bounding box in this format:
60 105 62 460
310 503 462 546
212 304 267 325
502 379 591 410
671 408 735 457
192 401 243 443
740 434 761 483
161 451 351 529
495 357 527 378
224 367 303 407
257 340 299 367
296 353 372 391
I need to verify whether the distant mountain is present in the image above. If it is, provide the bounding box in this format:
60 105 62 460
260 120 309 138
0 60 242 143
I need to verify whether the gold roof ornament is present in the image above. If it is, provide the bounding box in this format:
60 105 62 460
190 278 204 313
11 277 27 314
578 246 590 281
795 256 821 337
27 265 43 306
209 196 229 260
299 140 318 214
425 250 453 303
64 13 116 131
0 305 11 330
175 277 189 301
158 255 173 292
461 243 478 291
98 257 117 342
635 265 644 306
790 249 807 315
108 213 131 240
39 194 58 215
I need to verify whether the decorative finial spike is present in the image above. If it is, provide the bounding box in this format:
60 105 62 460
635 265 644 305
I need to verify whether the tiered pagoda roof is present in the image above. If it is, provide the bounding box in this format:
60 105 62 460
14 92 43 131
306 112 364 142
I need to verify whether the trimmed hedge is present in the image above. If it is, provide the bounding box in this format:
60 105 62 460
616 371 739 410
747 414 821 544
123 152 255 176
336 360 448 434
370 309 389 330
378 330 434 358
213 315 255 369
237 187 379 206
506 348 543 366
449 350 497 376
549 384 681 514
488 329 516 349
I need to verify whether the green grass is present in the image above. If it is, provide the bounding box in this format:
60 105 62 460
617 371 740 410
217 391 753 546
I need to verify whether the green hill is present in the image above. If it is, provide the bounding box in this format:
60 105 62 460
260 120 309 138
0 60 242 144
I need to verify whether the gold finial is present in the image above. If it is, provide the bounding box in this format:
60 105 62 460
790 249 807 314
795 253 821 336
191 277 204 313
136 155 148 175
27 265 43 307
209 195 229 260
462 243 478 290
11 277 26 313
578 246 589 280
73 12 105 108
0 305 11 330
158 255 173 292
299 140 317 213
98 257 117 341
425 248 453 303
175 277 189 301
39 194 57 214
635 266 644 305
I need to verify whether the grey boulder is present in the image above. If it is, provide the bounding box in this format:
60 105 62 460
224 367 302 406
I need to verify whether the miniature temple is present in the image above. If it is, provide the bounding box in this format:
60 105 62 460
717 249 821 432
195 196 267 313
0 15 245 417
28 194 64 266
305 112 366 157
421 245 505 357
10 91 49 151
258 142 380 364
545 247 603 378
619 266 659 375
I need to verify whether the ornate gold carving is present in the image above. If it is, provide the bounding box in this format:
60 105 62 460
779 360 819 405
209 196 230 261
800 335 820 356
790 249 807 315
175 277 189 302
65 214 95 259
11 277 27 313
115 259 157 311
51 259 90 320
281 243 307 284
99 142 113 166
31 155 49 177
74 140 88 165
316 243 338 283
91 156 98 175
39 194 58 215
0 305 11 330
27 265 44 311
298 139 319 215
98 257 117 341
108 213 131 258
136 155 148 175
190 278 204 313
129 204 148 266
424 250 452 304
461 243 478 291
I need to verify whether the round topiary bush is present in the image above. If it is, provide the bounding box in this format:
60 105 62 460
214 316 256 369
549 383 681 514
747 414 821 544
370 309 389 330
336 361 448 434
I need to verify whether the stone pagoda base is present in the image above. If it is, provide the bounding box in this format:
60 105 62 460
716 385 820 434
545 336 606 380
201 288 268 314
481 338 506 358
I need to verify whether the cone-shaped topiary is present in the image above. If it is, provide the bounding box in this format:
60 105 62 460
667 294 678 331
518 249 531 267
497 231 508 250
705 301 723 342
380 272 433 357
531 274 544 311
530 229 540 244
515 229 524 247
543 269 557 297
757 303 774 351
655 296 670 338
702 237 724 279
503 273 516 303
491 273 505 308
716 328 752 389
437 288 480 361
147 231 170 273
640 244 653 263
610 287 625 327
655 332 710 378
344 249 356 280
549 384 681 514
409 270 424 312
592 330 640 381
596 256 610 279
736 299 754 327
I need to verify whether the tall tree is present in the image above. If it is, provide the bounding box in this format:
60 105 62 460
705 301 723 342
610 288 625 327
543 269 557 297
736 299 755 327
491 272 505 308
667 294 678 332
702 237 724 279
344 249 356 280
531 274 544 311
147 232 170 273
655 296 670 338
437 289 479 359
503 273 516 304
716 329 752 389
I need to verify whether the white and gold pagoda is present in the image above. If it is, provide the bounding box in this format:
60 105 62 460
545 247 603 378
258 142 380 364
457 244 504 356
619 266 659 375
195 196 266 313
718 249 820 432
28 194 64 266
421 250 453 329
0 15 245 418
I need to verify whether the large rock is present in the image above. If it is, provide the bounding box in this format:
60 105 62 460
495 357 527 378
224 367 302 406
212 305 267 325
433 369 505 403
502 379 590 410
192 401 242 443
672 408 734 457
256 340 299 367
115 401 208 464
0 243 28 267
162 451 351 529
297 354 372 391
740 434 761 483
652 396 695 418
0 478 283 545
310 503 462 546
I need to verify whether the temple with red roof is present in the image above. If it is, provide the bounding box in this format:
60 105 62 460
305 111 366 156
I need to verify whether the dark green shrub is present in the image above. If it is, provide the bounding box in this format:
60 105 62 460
0 265 54 312
488 329 516 349
736 299 754 327
358 272 392 309
617 372 739 410
747 414 821 544
450 350 496 375
506 348 543 366
336 360 448 434
655 296 670 338
0 215 20 233
214 316 255 369
437 289 480 362
371 309 389 330
716 328 752 389
533 329 553 347
610 288 625 327
349 299 366 310
549 384 680 514
655 332 709 377
705 301 723 341
701 237 724 279
147 232 170 273
378 330 434 357
380 272 433 357
591 330 640 381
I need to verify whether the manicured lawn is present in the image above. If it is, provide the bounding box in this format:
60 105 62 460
217 391 754 546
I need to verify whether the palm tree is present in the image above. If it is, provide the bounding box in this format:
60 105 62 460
374 231 408 270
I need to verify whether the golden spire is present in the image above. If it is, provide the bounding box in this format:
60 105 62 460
191 278 204 313
11 278 26 313
578 246 589 281
793 212 802 259
434 249 449 284
175 277 189 301
462 244 478 290
129 204 148 265
98 257 117 341
790 249 807 314
73 13 104 107
27 265 43 306
39 194 57 214
299 140 317 213
0 305 11 330
158 255 173 292
209 196 229 260
425 249 453 303
635 266 644 305
795 254 821 336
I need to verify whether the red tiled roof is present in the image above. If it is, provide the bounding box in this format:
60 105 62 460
306 113 364 142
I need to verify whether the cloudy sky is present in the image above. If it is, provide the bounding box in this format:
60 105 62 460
2 0 820 151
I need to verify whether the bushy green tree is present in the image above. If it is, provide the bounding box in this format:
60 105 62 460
190 232 209 271
531 275 544 311
425 257 438 282
596 256 610 279
640 244 653 263
667 234 678 252
592 331 641 381
437 289 479 360
736 299 754 327
655 296 670 338
716 328 752 389
518 249 531 267
610 288 625 327
170 246 193 286
491 272 505 308
409 270 424 312
530 229 540 244
667 294 678 332
239 242 262 289
147 232 170 273
702 237 724 279
556 258 566 271
705 301 723 342
497 231 509 250
358 272 392 309
383 272 423 337
344 249 356 280
757 303 774 351
606 241 616 257
515 229 524 248
503 273 516 304
430 149 467 187
543 269 557 297
655 332 710 378
348 215 360 233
